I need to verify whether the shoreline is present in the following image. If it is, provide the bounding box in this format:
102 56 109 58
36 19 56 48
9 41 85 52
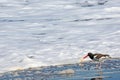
0 58 120 80
0 57 120 74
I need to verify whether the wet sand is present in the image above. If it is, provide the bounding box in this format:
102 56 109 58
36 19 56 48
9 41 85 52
0 58 120 80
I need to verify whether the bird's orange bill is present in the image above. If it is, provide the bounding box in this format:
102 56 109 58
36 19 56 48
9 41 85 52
83 54 88 59
80 54 88 63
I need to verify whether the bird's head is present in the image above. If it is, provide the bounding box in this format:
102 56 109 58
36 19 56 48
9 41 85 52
83 52 92 59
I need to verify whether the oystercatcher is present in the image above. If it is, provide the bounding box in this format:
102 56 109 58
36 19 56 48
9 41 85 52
81 52 111 69
83 52 111 61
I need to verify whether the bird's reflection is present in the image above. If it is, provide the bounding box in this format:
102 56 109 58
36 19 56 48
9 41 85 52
90 77 103 80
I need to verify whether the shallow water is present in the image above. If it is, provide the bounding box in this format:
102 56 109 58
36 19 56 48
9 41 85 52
0 0 120 73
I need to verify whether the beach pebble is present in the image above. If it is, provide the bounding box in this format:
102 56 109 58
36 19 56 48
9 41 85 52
58 69 75 75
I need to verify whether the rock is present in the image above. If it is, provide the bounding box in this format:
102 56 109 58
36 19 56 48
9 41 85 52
58 69 75 75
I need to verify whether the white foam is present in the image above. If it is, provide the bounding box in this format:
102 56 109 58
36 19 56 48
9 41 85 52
105 7 120 12
0 0 120 73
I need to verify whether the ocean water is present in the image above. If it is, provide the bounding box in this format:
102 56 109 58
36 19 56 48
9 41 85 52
0 0 120 73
